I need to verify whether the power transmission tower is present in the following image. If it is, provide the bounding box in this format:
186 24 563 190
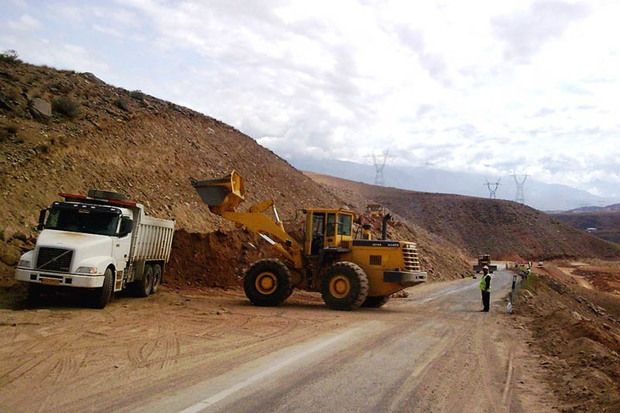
512 172 528 204
484 178 501 199
371 151 391 186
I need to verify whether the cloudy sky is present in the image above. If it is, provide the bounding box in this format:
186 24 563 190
1 0 619 198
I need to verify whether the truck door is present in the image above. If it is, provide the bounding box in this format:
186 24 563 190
112 216 133 289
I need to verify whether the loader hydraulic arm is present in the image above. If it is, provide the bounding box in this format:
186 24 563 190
191 171 303 269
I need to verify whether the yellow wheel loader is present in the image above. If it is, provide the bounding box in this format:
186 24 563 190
191 171 427 310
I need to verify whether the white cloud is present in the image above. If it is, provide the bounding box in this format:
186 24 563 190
0 0 619 199
8 14 42 31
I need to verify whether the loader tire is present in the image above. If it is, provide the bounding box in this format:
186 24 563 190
362 295 390 308
321 262 369 311
244 259 292 307
91 267 114 309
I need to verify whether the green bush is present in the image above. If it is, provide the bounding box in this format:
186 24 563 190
52 96 80 119
0 50 21 64
129 90 145 101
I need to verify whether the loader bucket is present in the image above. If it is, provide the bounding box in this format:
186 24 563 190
192 170 245 213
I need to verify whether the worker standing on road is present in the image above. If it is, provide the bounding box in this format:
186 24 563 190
479 266 491 312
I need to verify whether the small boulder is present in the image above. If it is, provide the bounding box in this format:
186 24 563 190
30 97 52 118
0 243 22 266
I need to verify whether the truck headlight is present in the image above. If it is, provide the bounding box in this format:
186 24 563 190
18 259 31 268
77 266 99 275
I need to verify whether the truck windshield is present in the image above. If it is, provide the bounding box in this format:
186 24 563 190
46 207 119 236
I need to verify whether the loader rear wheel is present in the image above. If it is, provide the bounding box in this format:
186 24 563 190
362 295 390 308
244 259 292 307
321 262 369 311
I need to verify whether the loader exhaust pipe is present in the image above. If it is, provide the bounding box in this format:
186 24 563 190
381 213 392 240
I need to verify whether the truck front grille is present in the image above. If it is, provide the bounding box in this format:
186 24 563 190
402 244 421 271
36 247 73 273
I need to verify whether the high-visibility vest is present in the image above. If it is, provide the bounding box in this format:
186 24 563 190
479 273 491 292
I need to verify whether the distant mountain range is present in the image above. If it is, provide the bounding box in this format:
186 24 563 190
287 156 620 212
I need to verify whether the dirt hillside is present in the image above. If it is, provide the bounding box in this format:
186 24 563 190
306 172 620 261
552 211 620 244
0 58 471 288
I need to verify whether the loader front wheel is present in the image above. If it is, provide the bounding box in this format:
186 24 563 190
244 259 292 307
321 262 369 311
362 295 390 308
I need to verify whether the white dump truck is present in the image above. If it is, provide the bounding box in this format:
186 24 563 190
15 190 175 308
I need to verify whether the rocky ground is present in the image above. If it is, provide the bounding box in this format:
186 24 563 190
511 262 620 412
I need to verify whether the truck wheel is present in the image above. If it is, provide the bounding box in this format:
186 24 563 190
91 267 114 309
362 295 390 308
133 265 153 297
321 262 369 311
27 283 42 305
244 259 292 307
151 264 162 294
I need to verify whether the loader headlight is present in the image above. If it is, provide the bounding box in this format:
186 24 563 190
18 259 31 268
77 266 99 275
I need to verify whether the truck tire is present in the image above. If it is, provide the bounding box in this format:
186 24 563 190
91 267 114 309
321 262 369 311
27 283 42 305
87 189 127 201
132 265 153 297
244 259 292 307
362 295 390 308
151 264 162 294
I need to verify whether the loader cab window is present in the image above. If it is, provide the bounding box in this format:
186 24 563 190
311 213 325 255
326 213 336 237
338 214 352 236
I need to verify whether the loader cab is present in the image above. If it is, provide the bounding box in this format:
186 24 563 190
304 209 354 255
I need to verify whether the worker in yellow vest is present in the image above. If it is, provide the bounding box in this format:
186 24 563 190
479 266 491 312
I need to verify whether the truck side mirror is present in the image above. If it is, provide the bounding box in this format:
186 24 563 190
119 217 134 237
37 209 47 231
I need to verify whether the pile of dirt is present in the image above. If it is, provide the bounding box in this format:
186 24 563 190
306 172 620 261
165 229 279 289
512 264 620 412
0 59 472 289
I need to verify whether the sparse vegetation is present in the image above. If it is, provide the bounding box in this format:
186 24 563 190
115 97 131 112
129 90 145 101
52 96 80 119
0 49 21 65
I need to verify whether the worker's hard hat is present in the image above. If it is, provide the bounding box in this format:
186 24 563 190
483 266 489 270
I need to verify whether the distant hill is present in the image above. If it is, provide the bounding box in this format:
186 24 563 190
552 207 620 244
567 203 620 213
306 172 620 260
288 156 620 212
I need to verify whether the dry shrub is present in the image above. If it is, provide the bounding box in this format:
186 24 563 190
52 96 80 119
